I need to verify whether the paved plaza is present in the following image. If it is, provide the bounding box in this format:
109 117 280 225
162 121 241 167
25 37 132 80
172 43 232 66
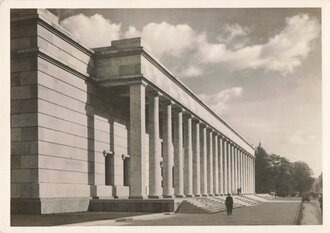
11 197 302 226
77 198 301 226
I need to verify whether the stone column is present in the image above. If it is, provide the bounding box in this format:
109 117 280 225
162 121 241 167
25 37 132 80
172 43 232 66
129 82 147 199
237 149 241 194
207 129 214 196
213 133 219 195
251 157 253 193
245 153 248 194
249 156 252 193
162 100 174 198
232 146 236 194
242 151 245 194
223 139 228 194
253 157 256 193
242 151 245 193
249 155 251 193
192 119 201 197
219 136 224 195
232 146 235 194
184 114 193 197
242 152 245 194
227 142 232 194
231 144 236 194
251 156 253 193
200 125 208 196
235 147 238 194
148 92 161 198
173 108 184 197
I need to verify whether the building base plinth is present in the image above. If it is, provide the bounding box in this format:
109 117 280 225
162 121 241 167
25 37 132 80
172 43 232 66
89 199 179 212
11 197 91 214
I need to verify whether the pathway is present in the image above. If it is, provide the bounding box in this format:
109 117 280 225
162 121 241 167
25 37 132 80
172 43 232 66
66 197 301 226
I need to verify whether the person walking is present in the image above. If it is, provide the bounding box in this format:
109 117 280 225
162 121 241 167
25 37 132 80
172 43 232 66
225 193 234 215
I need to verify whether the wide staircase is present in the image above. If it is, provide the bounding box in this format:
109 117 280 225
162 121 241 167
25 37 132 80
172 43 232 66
254 193 275 201
176 194 271 214
175 197 227 214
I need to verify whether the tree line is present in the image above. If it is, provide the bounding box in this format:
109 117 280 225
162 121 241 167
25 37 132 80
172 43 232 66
255 144 314 196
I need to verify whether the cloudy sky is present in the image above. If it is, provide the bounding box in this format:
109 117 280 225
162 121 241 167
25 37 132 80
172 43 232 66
51 8 322 176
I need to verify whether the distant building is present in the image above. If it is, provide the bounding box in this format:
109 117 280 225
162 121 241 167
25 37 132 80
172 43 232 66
11 9 255 214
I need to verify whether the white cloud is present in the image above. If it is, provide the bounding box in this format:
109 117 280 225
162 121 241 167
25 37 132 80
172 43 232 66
61 15 196 58
217 23 249 44
196 14 320 74
123 26 141 38
136 22 196 57
60 13 320 75
259 14 320 74
199 87 243 114
60 14 121 48
178 65 203 78
289 129 316 144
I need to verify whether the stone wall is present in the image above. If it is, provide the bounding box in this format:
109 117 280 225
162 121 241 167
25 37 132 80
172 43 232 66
11 9 130 214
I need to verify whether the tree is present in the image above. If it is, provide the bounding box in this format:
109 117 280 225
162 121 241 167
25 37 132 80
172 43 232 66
291 161 314 194
255 145 272 193
313 173 323 193
255 144 315 196
268 154 293 196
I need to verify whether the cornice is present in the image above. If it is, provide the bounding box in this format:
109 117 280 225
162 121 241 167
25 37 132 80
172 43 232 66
36 18 94 57
13 47 94 82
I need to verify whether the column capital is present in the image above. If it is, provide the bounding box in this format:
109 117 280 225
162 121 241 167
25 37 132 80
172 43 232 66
218 134 225 139
191 116 200 122
199 121 208 128
183 111 193 118
160 98 175 105
130 79 148 87
146 88 162 97
206 126 214 132
172 104 184 113
222 136 229 142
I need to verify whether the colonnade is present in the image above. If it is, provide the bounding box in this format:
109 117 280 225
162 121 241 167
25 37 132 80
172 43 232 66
129 81 255 199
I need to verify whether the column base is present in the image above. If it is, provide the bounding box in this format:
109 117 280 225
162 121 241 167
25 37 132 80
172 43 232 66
148 195 161 199
194 194 201 197
129 195 148 199
185 194 194 197
202 194 208 197
214 194 220 196
208 194 214 196
175 194 185 198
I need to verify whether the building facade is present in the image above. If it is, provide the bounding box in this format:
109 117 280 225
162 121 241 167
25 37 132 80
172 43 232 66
11 9 255 214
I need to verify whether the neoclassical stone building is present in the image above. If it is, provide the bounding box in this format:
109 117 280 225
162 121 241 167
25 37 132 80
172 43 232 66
11 9 255 214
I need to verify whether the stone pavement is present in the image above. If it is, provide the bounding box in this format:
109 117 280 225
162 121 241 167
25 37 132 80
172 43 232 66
65 197 302 226
11 212 153 226
300 199 322 225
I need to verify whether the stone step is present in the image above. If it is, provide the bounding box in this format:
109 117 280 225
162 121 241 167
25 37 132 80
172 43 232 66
176 198 227 214
239 195 261 204
217 196 247 207
246 194 270 202
234 196 258 205
253 194 274 201
208 196 243 208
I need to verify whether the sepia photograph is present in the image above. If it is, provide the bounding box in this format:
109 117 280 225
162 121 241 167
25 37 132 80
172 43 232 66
1 1 329 232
